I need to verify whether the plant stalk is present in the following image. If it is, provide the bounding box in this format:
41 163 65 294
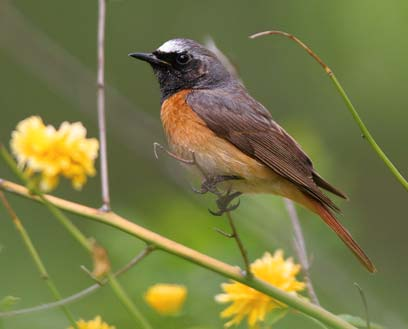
0 179 358 329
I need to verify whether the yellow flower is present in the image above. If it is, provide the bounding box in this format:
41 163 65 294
144 283 187 315
215 250 305 328
10 116 99 191
68 316 115 329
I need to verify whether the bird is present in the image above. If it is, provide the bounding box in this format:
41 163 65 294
129 38 376 273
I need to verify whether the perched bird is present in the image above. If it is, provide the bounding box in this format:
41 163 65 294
129 38 376 272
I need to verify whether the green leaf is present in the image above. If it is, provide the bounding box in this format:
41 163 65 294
264 308 289 326
338 314 386 329
0 296 20 311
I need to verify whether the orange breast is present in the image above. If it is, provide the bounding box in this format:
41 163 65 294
160 90 286 194
161 90 211 158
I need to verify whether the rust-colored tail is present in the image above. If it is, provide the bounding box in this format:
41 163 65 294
310 200 376 273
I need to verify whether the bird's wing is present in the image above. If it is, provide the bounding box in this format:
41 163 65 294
187 88 340 212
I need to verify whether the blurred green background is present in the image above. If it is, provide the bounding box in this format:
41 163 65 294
0 0 407 328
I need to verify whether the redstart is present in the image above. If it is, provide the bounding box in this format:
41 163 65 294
129 38 376 272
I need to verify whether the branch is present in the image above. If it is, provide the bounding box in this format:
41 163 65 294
250 30 408 192
0 178 358 329
284 199 319 305
97 0 110 211
0 246 154 318
225 212 251 276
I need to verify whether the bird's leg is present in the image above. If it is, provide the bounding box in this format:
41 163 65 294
153 142 195 165
153 142 242 213
209 190 242 216
192 175 241 196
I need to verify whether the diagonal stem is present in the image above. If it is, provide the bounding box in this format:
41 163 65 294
225 211 251 277
97 0 110 211
0 178 358 329
0 246 154 318
250 30 408 192
284 199 319 305
0 192 78 328
107 273 153 329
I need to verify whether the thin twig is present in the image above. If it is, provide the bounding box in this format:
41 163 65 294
0 178 359 329
0 246 154 318
204 37 241 81
107 274 153 329
284 199 319 305
250 30 408 191
0 192 78 328
154 143 251 275
354 283 371 329
225 211 251 277
97 0 111 211
81 256 153 329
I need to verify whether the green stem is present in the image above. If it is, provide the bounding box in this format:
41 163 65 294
329 74 408 191
107 274 152 329
0 192 77 328
0 179 358 329
40 195 92 252
250 30 408 191
0 145 92 252
0 146 153 329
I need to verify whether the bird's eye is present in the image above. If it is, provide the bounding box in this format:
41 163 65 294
176 53 191 65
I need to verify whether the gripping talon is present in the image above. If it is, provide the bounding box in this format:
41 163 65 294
209 192 242 216
208 208 223 216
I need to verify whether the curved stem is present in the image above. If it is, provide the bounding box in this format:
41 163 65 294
250 30 408 191
0 179 357 329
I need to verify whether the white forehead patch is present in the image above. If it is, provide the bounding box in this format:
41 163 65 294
157 40 186 53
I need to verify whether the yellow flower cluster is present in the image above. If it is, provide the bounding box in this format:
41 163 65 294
144 283 188 315
11 116 99 191
69 316 115 329
215 250 305 328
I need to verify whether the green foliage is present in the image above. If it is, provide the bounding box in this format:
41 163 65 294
338 314 385 329
0 296 20 311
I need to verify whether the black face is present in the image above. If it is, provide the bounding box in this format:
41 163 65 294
129 39 233 102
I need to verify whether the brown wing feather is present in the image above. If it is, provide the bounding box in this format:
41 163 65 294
187 87 343 212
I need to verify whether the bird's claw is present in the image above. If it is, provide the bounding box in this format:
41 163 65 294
192 175 240 196
209 199 240 216
208 192 242 216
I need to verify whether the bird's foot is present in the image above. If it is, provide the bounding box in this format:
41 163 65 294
209 191 242 216
153 142 195 165
192 175 241 196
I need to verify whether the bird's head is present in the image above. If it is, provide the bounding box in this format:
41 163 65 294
129 38 233 101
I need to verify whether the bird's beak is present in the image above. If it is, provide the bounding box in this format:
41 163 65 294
128 52 169 66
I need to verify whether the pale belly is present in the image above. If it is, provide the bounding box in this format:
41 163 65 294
168 137 289 196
